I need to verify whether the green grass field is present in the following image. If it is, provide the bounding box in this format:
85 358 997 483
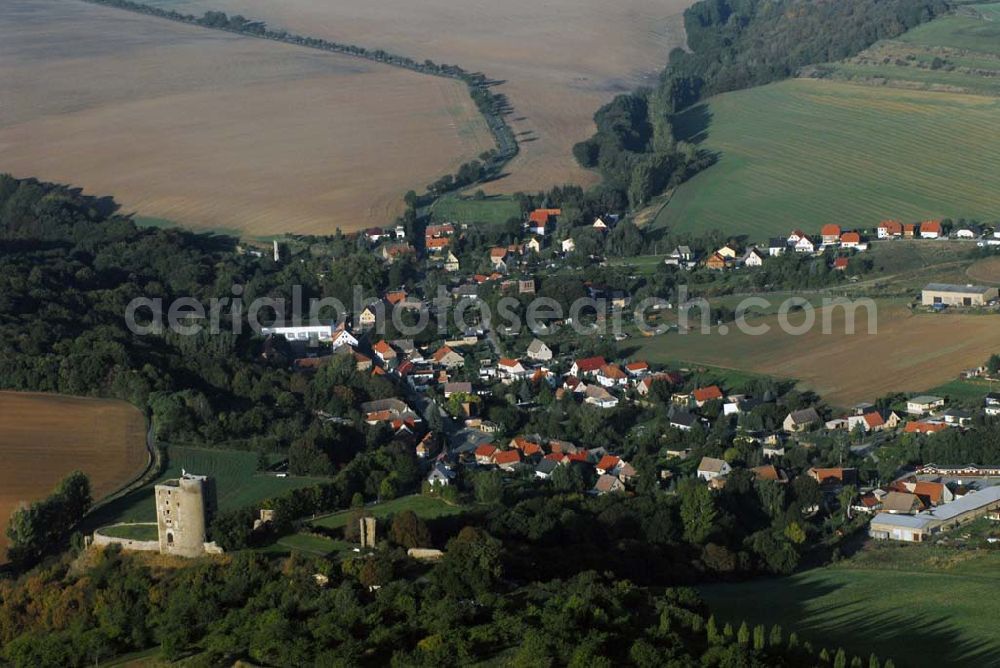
700 546 1000 667
261 533 350 557
86 446 328 528
654 78 1000 238
311 494 467 530
98 523 159 541
430 194 521 226
927 377 997 404
900 10 1000 52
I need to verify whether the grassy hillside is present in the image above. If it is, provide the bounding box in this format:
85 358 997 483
653 8 1000 238
701 546 1000 667
311 494 467 529
653 78 1000 238
430 194 521 226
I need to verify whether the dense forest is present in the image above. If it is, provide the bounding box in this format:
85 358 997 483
575 0 950 206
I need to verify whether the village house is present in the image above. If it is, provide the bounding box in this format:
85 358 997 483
767 238 787 256
561 238 576 253
904 421 949 435
416 433 440 459
426 462 456 486
921 283 998 307
571 356 607 378
526 338 553 362
381 243 415 263
584 384 619 409
807 467 857 489
903 223 917 238
784 407 820 432
497 357 529 382
669 411 698 432
493 449 523 472
330 326 359 349
741 248 765 267
526 208 560 236
881 491 925 515
787 230 806 245
954 224 982 239
716 245 739 260
426 237 450 253
832 257 849 271
596 363 628 388
625 361 649 377
665 245 695 267
692 385 724 407
372 340 398 366
474 444 497 466
697 457 731 482
840 231 861 248
443 251 460 272
705 252 728 271
592 474 625 495
794 236 816 253
432 346 465 369
920 219 943 239
906 394 945 415
877 219 903 238
820 224 841 245
357 303 380 329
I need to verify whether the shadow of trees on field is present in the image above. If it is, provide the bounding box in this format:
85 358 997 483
672 103 713 145
702 569 1000 667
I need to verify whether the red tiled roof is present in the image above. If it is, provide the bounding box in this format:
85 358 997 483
528 208 561 225
385 291 407 305
373 340 394 355
599 364 627 379
626 361 649 372
833 257 849 270
426 237 450 249
921 220 942 233
475 444 497 458
574 356 607 373
880 219 903 233
597 455 621 472
904 421 948 434
433 346 456 362
693 385 723 403
821 224 841 237
840 232 861 243
493 449 522 465
863 412 884 428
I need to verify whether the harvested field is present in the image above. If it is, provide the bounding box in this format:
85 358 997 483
639 301 1000 407
148 0 694 194
0 0 492 236
0 392 148 559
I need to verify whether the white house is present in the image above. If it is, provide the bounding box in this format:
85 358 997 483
584 385 619 409
742 248 765 267
697 457 731 482
330 326 359 349
767 238 787 257
907 395 945 415
562 238 576 253
794 236 816 253
526 339 553 362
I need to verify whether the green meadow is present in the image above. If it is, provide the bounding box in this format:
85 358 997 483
86 445 328 528
700 547 1000 667
654 78 1000 238
430 194 521 226
311 494 467 530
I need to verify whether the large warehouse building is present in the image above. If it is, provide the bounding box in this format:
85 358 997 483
921 283 998 307
870 485 1000 542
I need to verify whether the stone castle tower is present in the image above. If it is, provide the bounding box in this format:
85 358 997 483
155 471 216 558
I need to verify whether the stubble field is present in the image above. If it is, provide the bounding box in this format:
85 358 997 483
639 301 1000 407
145 0 695 194
0 0 492 236
0 392 148 558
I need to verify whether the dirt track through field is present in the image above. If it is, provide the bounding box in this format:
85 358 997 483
0 392 148 560
0 0 492 235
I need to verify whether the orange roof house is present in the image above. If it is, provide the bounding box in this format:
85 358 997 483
821 224 841 242
596 455 621 474
840 231 861 245
385 290 408 305
705 252 728 270
692 385 724 404
528 208 561 225
493 449 523 468
833 257 849 271
426 237 450 251
904 421 948 434
879 219 903 236
920 220 943 237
